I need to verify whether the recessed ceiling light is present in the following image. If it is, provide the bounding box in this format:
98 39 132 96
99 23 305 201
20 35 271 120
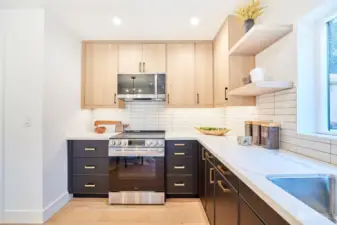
190 17 199 26
112 17 122 26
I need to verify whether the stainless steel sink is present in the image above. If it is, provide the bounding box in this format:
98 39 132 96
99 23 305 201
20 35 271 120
267 174 337 223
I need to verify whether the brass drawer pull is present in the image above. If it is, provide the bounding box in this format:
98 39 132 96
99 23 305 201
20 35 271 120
210 168 214 184
174 166 185 169
217 181 231 193
174 144 185 147
174 152 185 156
202 148 205 161
174 183 185 187
205 152 213 159
84 184 96 188
217 165 231 176
84 165 96 169
84 148 96 151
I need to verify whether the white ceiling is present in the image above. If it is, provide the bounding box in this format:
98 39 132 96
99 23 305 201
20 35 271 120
0 0 248 40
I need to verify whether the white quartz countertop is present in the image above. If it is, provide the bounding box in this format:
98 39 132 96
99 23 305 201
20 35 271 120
67 131 337 225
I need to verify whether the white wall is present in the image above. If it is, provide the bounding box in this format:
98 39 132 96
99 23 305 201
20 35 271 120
256 0 322 85
43 12 91 221
0 10 5 224
1 9 45 223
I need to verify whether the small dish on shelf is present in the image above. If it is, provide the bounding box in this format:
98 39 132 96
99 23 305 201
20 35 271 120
195 127 231 136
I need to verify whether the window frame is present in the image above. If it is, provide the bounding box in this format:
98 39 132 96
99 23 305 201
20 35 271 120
317 10 337 135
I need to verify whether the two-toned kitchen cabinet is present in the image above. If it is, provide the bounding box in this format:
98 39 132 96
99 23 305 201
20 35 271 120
118 43 166 74
166 42 213 108
82 43 124 109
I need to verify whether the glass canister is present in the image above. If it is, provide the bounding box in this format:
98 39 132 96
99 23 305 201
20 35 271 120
244 121 253 136
252 121 261 145
261 123 281 150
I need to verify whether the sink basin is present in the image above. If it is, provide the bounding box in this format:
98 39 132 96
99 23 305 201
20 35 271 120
267 174 337 223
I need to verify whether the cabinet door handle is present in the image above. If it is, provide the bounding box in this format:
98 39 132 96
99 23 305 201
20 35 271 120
84 165 96 170
202 148 205 161
210 168 214 184
84 148 96 151
114 93 117 104
197 93 199 104
174 144 185 147
217 165 231 176
218 181 231 193
167 94 170 104
85 184 96 188
225 87 228 101
174 152 185 156
205 152 213 159
139 62 141 72
174 166 185 169
143 62 145 72
174 183 185 187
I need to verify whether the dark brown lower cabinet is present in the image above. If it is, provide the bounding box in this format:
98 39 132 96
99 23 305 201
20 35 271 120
205 153 215 225
239 197 265 225
214 171 238 225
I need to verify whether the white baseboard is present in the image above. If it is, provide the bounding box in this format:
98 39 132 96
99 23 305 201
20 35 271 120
43 192 71 223
4 209 43 224
3 193 71 224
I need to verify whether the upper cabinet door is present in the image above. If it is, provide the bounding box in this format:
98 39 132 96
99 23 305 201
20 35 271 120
167 43 195 107
195 43 213 107
214 20 230 107
142 44 166 73
84 43 118 107
118 44 143 74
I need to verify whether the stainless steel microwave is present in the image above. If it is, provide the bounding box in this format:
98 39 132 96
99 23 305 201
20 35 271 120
117 73 166 101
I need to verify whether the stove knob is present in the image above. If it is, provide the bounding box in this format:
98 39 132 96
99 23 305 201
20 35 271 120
122 140 128 147
146 140 152 146
116 140 121 146
157 140 164 147
151 140 157 146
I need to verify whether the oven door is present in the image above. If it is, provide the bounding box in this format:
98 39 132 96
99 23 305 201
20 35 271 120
109 156 165 192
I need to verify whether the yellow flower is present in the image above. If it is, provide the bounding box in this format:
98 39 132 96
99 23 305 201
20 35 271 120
235 0 266 20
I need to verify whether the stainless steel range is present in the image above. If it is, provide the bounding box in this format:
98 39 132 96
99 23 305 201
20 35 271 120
108 130 165 205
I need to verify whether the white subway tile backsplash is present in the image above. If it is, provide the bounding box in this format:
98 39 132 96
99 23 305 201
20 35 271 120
296 146 331 163
331 155 337 165
331 145 337 156
275 101 297 108
92 102 253 135
275 93 297 102
282 122 297 130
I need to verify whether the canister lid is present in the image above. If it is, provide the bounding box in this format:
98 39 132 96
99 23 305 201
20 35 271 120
261 122 281 127
252 121 261 125
245 121 253 124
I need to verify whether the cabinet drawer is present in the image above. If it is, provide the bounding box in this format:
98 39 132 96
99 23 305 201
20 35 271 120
166 141 197 157
73 158 109 175
166 157 195 175
72 140 108 158
166 175 197 194
73 175 108 194
239 181 290 225
214 158 238 191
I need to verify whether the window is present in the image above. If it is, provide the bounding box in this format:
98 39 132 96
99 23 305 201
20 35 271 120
328 18 337 130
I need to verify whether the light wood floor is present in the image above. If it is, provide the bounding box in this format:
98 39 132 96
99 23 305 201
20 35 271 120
42 198 209 225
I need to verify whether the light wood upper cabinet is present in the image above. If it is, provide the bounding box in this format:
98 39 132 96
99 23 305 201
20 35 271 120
118 44 143 73
83 43 121 108
214 21 229 107
167 43 195 107
213 15 255 107
142 44 166 73
195 43 213 107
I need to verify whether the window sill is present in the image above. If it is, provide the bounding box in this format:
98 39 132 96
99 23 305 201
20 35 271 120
298 132 337 142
